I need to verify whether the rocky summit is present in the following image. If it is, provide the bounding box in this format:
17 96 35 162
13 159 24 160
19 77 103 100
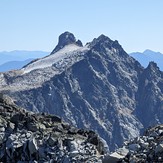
50 31 83 54
0 32 163 151
103 125 163 163
0 94 106 162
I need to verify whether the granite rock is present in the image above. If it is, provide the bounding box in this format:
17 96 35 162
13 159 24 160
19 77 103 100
0 95 104 162
103 125 163 162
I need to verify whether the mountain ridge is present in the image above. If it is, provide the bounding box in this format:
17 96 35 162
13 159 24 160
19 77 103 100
0 32 162 151
130 50 163 70
0 50 49 72
0 59 34 72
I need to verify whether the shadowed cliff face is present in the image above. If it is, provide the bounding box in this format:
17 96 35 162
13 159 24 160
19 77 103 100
135 62 163 128
0 32 163 151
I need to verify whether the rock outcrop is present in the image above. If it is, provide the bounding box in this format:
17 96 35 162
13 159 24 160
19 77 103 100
50 31 83 54
103 124 163 162
0 94 105 162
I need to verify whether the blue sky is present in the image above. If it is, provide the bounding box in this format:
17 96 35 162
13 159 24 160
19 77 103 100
0 0 163 53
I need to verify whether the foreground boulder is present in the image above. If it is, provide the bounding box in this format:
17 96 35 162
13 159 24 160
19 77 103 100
103 125 163 162
0 94 106 162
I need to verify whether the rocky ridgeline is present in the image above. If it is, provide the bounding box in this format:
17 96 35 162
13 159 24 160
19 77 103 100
0 94 106 162
1 32 163 151
103 125 163 163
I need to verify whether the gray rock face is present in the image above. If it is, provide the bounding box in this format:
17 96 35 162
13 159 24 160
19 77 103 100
103 125 163 162
0 32 163 152
135 61 163 128
0 95 104 162
51 31 83 54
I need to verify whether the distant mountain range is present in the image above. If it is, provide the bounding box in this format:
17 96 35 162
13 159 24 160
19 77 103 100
0 51 49 72
0 59 34 72
0 49 162 72
130 50 163 70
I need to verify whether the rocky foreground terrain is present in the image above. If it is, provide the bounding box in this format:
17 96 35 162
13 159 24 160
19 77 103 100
1 93 163 163
0 94 108 162
104 125 163 162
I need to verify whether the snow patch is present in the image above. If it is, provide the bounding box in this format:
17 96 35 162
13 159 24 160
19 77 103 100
22 44 88 74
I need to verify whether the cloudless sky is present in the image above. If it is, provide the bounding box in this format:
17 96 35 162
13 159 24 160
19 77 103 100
0 0 163 53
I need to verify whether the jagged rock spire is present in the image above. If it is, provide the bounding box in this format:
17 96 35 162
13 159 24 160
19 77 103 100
147 61 159 71
87 34 124 53
51 31 83 54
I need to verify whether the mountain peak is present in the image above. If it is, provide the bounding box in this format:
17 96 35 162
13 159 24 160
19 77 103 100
51 32 83 54
87 34 123 53
96 34 111 41
88 34 112 47
147 61 159 71
144 61 161 77
143 49 156 55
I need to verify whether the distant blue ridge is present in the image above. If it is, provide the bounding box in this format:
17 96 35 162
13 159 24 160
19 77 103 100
0 50 49 72
130 50 163 71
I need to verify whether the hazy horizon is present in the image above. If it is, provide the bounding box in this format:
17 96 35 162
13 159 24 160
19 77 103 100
0 0 163 53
